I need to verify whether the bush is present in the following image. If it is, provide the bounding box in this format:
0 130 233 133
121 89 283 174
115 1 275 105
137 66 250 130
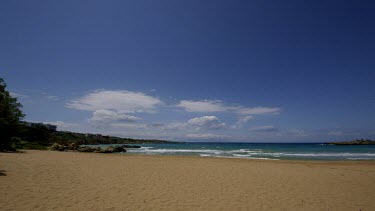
23 143 48 150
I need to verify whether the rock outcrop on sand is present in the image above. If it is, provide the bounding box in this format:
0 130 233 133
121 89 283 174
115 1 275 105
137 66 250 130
50 143 135 153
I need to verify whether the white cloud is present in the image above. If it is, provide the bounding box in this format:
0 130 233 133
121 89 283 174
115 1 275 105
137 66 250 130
328 131 343 136
89 109 142 125
233 115 253 128
286 129 307 137
46 95 60 101
249 125 278 132
239 115 253 123
177 100 280 116
158 122 188 130
186 133 229 140
109 123 148 130
67 90 164 113
43 121 78 130
187 116 226 129
61 91 285 141
177 100 227 112
235 107 280 115
10 92 28 98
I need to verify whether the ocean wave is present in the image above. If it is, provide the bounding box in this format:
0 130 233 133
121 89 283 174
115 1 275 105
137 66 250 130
127 147 375 160
232 154 252 157
347 158 375 160
199 154 212 157
129 148 224 154
245 157 280 160
232 151 375 157
280 152 375 157
213 155 279 160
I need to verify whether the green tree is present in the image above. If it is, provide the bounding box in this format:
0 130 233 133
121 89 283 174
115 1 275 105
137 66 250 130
0 77 25 151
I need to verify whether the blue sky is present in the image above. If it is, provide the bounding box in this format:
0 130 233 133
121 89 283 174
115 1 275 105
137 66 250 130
1 0 375 142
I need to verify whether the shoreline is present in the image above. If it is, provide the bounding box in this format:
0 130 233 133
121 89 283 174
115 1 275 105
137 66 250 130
1 150 375 210
73 142 375 161
13 149 375 164
111 150 375 162
25 148 375 162
103 151 375 164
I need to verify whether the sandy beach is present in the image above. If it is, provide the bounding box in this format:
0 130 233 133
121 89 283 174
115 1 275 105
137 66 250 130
1 150 374 210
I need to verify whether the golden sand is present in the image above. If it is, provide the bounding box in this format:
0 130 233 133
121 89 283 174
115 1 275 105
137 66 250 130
1 150 374 210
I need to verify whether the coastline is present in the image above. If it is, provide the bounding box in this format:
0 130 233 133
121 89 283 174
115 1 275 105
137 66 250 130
121 142 375 161
115 152 375 164
1 150 375 210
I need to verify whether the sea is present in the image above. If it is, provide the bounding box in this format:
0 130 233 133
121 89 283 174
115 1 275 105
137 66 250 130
94 142 375 161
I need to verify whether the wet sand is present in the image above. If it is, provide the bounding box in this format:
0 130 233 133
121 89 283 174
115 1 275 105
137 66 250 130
1 150 374 210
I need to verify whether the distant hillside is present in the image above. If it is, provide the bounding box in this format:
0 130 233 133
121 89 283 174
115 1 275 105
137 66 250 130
12 122 179 150
53 131 177 145
327 139 375 145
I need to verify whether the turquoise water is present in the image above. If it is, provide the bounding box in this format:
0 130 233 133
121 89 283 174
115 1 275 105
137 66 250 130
95 143 375 161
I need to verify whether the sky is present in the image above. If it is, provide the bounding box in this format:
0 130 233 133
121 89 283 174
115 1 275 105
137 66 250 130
1 0 375 142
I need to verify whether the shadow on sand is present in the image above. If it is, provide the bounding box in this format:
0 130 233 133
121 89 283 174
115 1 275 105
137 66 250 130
0 170 6 176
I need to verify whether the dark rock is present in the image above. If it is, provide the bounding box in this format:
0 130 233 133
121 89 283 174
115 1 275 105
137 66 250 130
77 146 97 152
50 143 65 151
100 146 126 153
50 143 127 153
122 145 141 149
68 142 79 150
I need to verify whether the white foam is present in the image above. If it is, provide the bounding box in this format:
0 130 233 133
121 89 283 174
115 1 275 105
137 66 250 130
134 148 224 154
232 151 375 157
347 158 375 160
232 154 252 157
281 152 375 157
213 156 279 160
228 149 262 153
245 157 280 160
127 146 375 160
199 154 212 157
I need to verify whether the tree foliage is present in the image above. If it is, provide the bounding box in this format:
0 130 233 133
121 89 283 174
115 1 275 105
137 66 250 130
0 77 25 151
